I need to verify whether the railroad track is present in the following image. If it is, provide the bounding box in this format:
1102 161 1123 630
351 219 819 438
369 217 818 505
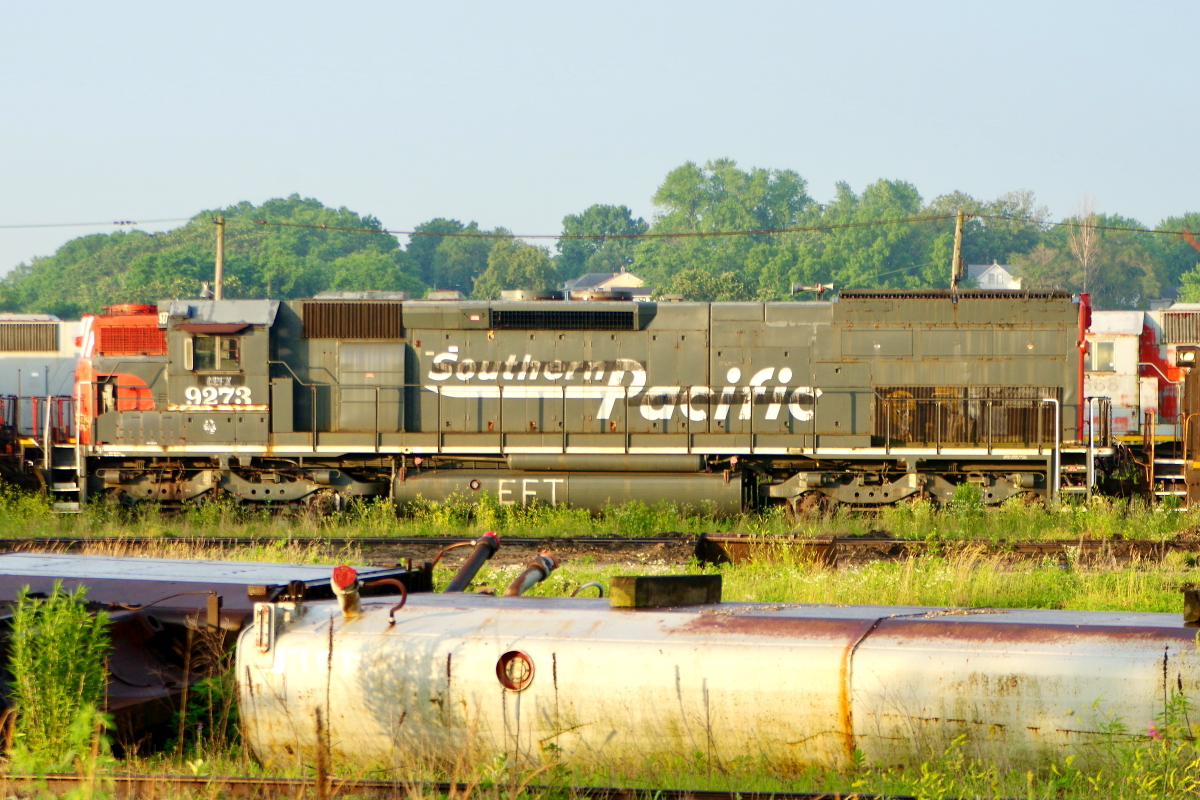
0 533 1192 567
0 772 926 800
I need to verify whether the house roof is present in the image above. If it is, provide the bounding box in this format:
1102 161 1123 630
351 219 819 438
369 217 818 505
965 262 1020 279
564 273 618 291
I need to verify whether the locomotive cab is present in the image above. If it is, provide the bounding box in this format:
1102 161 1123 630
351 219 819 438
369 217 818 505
162 299 276 445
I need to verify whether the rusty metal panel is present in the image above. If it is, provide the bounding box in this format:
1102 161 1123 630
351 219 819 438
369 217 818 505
0 553 422 615
851 612 1198 762
239 596 867 770
97 325 166 356
1163 312 1200 343
875 386 1060 445
0 322 58 352
302 302 402 339
238 596 1200 771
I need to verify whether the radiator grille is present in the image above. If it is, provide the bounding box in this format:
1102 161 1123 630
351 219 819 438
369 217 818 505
96 326 166 355
0 323 57 352
874 386 1061 445
490 309 635 330
303 302 402 339
1163 313 1200 343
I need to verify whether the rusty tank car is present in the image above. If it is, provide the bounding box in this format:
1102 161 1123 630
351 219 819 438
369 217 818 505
63 289 1098 514
237 571 1200 771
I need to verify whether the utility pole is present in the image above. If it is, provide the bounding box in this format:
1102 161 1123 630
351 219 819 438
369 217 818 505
213 215 225 300
949 209 965 291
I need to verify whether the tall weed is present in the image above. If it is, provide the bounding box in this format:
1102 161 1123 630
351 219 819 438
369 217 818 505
7 582 110 763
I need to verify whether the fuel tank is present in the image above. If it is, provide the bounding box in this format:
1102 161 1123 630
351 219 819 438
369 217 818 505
237 593 1200 771
392 469 744 515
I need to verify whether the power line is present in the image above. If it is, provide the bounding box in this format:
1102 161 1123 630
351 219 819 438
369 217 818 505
0 210 1194 242
250 214 960 240
0 218 191 231
250 214 1200 241
975 213 1190 237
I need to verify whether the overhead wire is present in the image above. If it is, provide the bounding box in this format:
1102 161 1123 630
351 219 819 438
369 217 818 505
0 211 1194 242
246 213 960 240
0 218 190 231
975 213 1191 237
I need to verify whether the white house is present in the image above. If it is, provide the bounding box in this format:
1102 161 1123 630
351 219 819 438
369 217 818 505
562 269 653 299
966 261 1021 290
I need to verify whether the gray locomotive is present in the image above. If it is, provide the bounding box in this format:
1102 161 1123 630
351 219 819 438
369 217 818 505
69 289 1091 514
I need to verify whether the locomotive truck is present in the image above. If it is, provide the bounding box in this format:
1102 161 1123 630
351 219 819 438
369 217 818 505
61 289 1095 514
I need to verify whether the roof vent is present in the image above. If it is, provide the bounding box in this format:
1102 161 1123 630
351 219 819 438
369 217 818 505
569 290 634 302
500 290 564 301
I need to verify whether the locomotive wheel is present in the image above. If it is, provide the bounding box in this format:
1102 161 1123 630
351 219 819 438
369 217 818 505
790 491 838 518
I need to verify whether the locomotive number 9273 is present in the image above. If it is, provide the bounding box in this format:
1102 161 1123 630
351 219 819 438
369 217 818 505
183 386 254 404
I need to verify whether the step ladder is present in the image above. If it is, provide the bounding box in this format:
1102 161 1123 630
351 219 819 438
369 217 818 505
46 443 82 513
40 403 83 514
1058 450 1091 496
1152 456 1187 499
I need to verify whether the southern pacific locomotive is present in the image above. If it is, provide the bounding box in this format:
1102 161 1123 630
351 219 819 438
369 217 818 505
64 289 1093 514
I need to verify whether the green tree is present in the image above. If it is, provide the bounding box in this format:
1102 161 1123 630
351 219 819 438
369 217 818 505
1155 213 1200 297
326 249 424 296
0 195 426 314
797 179 931 291
428 223 503 293
658 268 755 301
1018 214 1162 308
407 218 465 285
472 239 558 299
557 205 647 281
632 159 814 298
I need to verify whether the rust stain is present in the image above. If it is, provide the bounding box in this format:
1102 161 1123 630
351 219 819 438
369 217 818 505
875 618 1200 646
672 614 879 641
840 617 883 762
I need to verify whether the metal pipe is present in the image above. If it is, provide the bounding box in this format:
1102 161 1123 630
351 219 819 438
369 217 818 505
443 532 500 593
331 565 361 618
362 578 408 625
1087 396 1096 495
570 581 604 598
1043 397 1060 499
503 551 558 597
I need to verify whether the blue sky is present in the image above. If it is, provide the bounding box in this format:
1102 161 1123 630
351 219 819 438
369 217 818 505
1 0 1195 275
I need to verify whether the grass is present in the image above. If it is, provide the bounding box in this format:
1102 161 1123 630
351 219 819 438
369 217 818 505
1 482 1200 544
476 546 1200 613
6 485 1200 797
7 581 110 767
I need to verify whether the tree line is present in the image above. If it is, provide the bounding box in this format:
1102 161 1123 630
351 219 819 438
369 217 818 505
1 159 1198 317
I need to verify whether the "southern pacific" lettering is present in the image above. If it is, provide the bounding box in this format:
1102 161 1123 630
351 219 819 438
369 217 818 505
426 350 821 422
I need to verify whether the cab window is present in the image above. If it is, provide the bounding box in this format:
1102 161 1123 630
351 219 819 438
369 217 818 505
192 335 240 370
1086 341 1115 372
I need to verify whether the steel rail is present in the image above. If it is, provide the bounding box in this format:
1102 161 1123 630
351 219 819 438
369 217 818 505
0 534 1193 563
0 772 927 800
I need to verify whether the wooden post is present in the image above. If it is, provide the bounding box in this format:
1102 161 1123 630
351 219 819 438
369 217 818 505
213 215 225 300
950 209 964 290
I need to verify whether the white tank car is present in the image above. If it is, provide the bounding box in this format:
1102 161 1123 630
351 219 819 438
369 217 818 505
237 590 1200 771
